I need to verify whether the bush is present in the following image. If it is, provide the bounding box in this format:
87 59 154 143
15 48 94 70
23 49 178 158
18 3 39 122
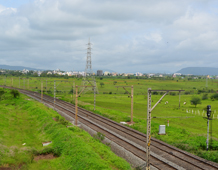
198 89 205 94
152 91 158 95
10 89 20 98
69 88 74 94
0 88 5 100
211 93 218 100
202 94 208 100
169 92 176 96
184 91 191 95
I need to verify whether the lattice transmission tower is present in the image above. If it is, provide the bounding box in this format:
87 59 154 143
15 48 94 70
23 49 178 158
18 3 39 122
82 38 98 94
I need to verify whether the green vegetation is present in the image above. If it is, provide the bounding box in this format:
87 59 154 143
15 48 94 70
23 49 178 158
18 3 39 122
0 88 131 170
10 89 20 98
1 76 218 163
190 96 201 107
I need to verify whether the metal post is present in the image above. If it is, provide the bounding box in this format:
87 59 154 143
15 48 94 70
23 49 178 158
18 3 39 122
4 76 6 86
206 77 208 88
73 81 75 103
54 80 56 110
11 78 13 87
28 79 29 89
75 85 78 125
131 85 134 124
146 88 151 170
207 117 209 151
19 77 20 88
41 82 43 101
23 78 25 89
179 91 180 109
94 80 96 110
46 78 47 93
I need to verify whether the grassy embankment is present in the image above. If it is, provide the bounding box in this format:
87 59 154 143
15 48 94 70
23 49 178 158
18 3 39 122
1 77 218 163
0 88 132 170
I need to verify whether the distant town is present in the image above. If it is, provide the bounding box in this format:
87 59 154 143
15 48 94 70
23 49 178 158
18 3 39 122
0 68 217 79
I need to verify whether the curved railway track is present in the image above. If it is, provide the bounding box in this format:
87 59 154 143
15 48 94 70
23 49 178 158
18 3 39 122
2 86 218 170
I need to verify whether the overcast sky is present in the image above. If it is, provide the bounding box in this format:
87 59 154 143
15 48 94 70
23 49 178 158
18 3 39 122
0 0 218 73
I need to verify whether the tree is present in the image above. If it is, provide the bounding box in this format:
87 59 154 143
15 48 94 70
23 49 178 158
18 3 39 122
190 96 201 107
100 82 104 88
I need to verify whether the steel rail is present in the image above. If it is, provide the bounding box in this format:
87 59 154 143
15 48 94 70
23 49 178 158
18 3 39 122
2 86 218 170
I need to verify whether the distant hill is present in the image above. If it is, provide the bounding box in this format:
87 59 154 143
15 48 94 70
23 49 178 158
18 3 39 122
176 67 218 75
0 65 44 71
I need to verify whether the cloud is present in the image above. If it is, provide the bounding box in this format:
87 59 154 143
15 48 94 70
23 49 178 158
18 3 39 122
0 0 218 73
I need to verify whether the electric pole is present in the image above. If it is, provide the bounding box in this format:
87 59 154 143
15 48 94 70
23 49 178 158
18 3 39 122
146 89 184 170
54 80 56 110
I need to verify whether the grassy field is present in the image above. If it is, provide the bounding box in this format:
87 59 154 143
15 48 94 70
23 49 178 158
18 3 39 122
0 88 132 170
1 76 218 162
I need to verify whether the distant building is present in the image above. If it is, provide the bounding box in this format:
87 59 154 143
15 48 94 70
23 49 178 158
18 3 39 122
174 73 182 76
104 71 110 76
148 73 155 78
135 72 143 76
97 70 103 76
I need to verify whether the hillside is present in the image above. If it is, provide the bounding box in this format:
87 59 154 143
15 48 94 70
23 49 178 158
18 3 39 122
176 67 218 75
0 88 131 170
0 64 44 71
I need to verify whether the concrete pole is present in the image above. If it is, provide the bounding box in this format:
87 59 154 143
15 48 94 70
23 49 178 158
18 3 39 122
41 82 43 101
73 81 75 103
131 85 134 124
46 78 47 93
23 78 25 89
146 88 151 170
94 80 96 111
54 80 56 110
179 91 180 109
207 118 209 151
75 85 78 125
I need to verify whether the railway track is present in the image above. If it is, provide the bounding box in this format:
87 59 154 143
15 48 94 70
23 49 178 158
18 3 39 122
2 86 218 170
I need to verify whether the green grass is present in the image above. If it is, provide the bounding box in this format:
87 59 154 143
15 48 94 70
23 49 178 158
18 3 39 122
1 76 218 163
0 88 132 170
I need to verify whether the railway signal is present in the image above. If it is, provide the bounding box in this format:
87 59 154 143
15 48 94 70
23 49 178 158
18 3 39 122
146 88 184 170
205 105 213 151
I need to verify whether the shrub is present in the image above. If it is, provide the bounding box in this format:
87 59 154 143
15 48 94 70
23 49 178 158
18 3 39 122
0 88 5 100
152 91 158 95
210 93 218 100
169 92 176 96
185 91 191 95
69 88 74 94
10 89 20 98
198 89 205 94
202 94 208 100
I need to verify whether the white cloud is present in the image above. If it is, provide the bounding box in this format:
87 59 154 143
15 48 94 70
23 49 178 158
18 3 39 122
0 0 218 72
